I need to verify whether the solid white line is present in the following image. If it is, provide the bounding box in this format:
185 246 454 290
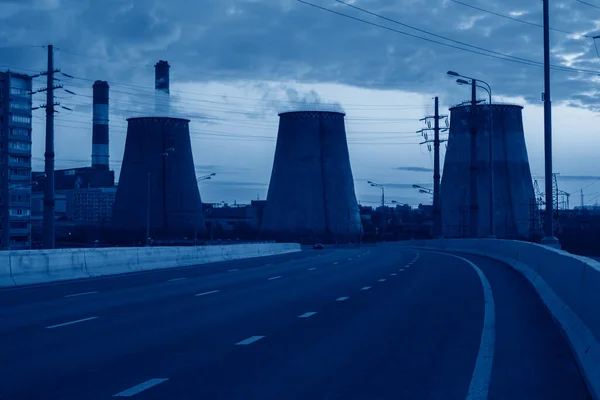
268 276 282 280
391 273 397 276
45 316 98 329
64 291 98 298
113 378 169 397
308 267 317 271
195 290 220 297
228 269 239 272
236 335 265 345
336 296 349 301
378 279 386 282
360 286 371 291
455 255 495 400
298 312 318 318
167 277 187 282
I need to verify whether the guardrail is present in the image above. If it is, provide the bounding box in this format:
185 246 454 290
398 238 600 400
1 243 301 288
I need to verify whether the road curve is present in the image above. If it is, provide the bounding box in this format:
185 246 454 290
0 246 590 399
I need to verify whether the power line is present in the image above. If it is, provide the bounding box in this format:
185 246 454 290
576 0 600 10
449 0 591 37
299 0 600 75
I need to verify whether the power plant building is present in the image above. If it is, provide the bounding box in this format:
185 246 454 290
441 103 535 239
261 111 362 242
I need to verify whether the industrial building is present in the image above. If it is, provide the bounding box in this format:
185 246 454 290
261 111 363 242
112 60 205 241
0 71 34 249
441 103 535 239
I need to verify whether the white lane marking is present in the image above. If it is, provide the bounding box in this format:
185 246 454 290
228 269 239 272
113 378 169 397
64 291 98 298
360 286 371 291
333 262 339 265
336 296 349 301
298 312 318 318
399 269 405 272
308 267 317 271
195 290 220 297
45 316 98 329
391 273 397 276
378 279 386 282
265 263 272 266
268 276 282 280
236 335 265 345
357 255 361 258
348 258 353 261
167 278 187 282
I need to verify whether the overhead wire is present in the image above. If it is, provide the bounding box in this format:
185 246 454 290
299 0 600 75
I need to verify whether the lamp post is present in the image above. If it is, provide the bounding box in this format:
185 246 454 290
146 148 174 247
448 71 495 238
194 173 216 243
368 181 385 240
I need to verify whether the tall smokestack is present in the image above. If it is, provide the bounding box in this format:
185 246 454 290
154 60 170 116
92 80 109 170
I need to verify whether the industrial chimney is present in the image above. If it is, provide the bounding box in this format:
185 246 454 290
91 80 109 170
154 60 170 116
261 111 363 243
441 103 535 239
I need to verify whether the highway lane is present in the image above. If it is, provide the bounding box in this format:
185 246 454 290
0 247 591 399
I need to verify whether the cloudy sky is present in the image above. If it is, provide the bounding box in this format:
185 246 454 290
2 0 600 207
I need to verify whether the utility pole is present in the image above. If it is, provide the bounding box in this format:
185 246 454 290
469 80 479 238
43 45 57 249
418 97 448 238
542 0 559 246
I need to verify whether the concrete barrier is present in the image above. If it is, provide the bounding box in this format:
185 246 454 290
400 238 600 399
0 252 15 287
10 249 89 286
0 243 301 288
85 248 141 277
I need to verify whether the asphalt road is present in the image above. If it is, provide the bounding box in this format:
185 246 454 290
0 246 591 399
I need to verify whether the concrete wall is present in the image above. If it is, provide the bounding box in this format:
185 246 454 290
441 104 535 239
0 243 301 287
400 238 600 398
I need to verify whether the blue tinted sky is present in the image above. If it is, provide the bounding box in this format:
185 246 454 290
2 0 600 206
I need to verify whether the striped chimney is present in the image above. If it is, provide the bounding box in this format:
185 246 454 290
92 80 109 170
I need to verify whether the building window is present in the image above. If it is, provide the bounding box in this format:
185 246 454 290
10 128 29 137
11 115 31 124
9 155 29 164
10 221 28 229
9 168 30 179
9 142 31 151
9 102 30 111
10 87 30 97
9 208 30 216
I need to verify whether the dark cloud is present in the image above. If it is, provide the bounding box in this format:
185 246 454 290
4 0 600 111
394 166 433 172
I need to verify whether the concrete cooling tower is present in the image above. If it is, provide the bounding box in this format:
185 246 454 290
261 111 363 243
441 103 535 239
112 117 206 240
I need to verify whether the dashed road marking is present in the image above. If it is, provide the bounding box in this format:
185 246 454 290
308 267 317 271
399 269 405 272
360 286 371 291
113 378 169 397
378 279 386 282
391 273 397 276
167 278 187 282
64 291 98 298
236 335 265 345
333 262 339 265
336 296 349 301
195 290 220 297
348 258 353 261
298 312 318 318
228 269 239 272
46 316 98 329
268 276 282 280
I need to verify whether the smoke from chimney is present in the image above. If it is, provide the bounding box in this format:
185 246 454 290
92 80 109 170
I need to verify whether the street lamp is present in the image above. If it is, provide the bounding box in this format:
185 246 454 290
194 172 216 243
368 181 386 240
449 70 495 238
